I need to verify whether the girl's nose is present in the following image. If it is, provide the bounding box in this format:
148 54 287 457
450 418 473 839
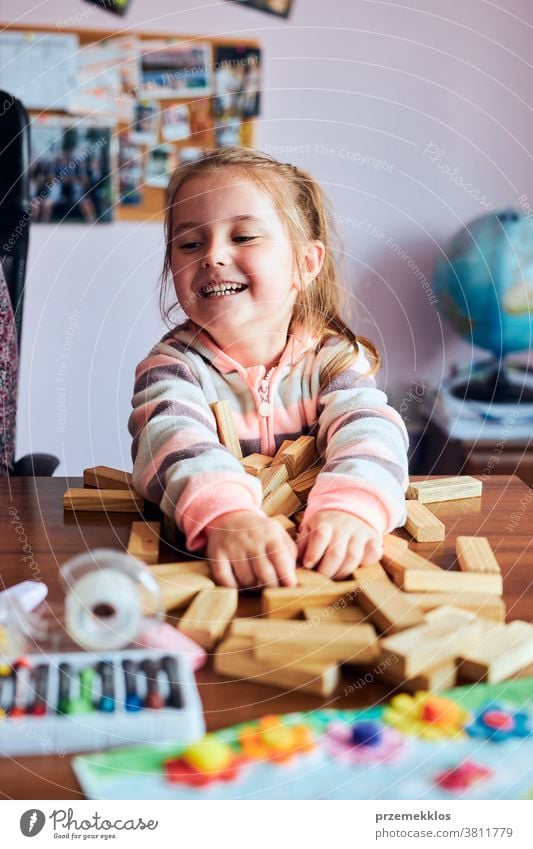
201 241 231 268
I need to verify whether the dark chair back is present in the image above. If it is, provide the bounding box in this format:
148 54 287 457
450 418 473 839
0 90 31 349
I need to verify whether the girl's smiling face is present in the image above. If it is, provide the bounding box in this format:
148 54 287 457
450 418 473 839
171 171 319 361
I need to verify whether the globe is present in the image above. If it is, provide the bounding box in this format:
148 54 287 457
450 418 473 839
432 209 533 359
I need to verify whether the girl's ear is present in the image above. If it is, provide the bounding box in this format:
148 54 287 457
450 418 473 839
293 240 325 290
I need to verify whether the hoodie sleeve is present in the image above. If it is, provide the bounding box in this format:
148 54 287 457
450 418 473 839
299 342 409 538
128 345 264 551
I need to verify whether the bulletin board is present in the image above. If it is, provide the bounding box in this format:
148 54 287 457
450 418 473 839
0 24 260 222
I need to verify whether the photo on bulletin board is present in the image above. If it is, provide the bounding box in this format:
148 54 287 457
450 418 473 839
161 104 191 141
145 143 177 188
214 45 261 118
118 133 144 205
29 117 114 223
140 40 213 98
215 115 242 147
188 98 214 138
130 100 159 144
227 0 294 18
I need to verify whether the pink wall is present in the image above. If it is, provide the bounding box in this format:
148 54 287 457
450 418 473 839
4 0 533 473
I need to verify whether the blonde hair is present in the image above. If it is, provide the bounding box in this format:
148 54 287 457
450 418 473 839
161 147 380 388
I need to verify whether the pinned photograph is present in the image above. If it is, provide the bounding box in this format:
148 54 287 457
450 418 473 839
227 0 294 18
161 104 190 142
188 98 214 139
130 100 159 144
145 143 177 188
215 115 242 147
118 133 144 205
214 45 261 118
179 146 203 164
29 116 114 223
140 40 213 98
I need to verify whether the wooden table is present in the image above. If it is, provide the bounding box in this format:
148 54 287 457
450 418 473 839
1 475 532 799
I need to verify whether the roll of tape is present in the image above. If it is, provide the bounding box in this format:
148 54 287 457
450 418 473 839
65 568 141 651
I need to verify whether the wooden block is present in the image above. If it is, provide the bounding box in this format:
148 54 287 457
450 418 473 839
382 533 409 552
253 621 379 665
83 465 133 490
456 536 501 575
241 453 273 476
63 488 143 513
272 439 295 462
379 656 457 693
404 501 445 543
407 592 506 621
272 435 317 478
302 605 367 624
406 476 482 503
272 515 297 539
262 580 359 618
380 606 490 677
295 568 334 588
179 587 238 649
354 564 425 634
230 618 305 639
210 400 242 459
290 466 321 499
149 560 212 578
151 572 215 612
258 463 289 498
458 620 533 683
127 521 160 565
262 483 301 517
214 635 340 697
382 548 503 595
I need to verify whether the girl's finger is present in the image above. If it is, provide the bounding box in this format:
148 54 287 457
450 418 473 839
266 542 297 587
209 555 237 587
233 558 256 589
302 523 333 569
317 538 350 579
361 538 383 566
253 558 279 589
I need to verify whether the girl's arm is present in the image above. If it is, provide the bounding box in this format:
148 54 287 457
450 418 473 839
300 343 409 541
128 346 265 552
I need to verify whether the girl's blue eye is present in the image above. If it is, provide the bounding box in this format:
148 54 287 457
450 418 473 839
178 241 201 250
233 235 257 243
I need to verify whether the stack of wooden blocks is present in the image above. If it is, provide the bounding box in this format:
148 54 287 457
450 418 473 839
66 400 533 699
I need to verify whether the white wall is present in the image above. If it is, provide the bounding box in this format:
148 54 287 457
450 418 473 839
6 0 533 473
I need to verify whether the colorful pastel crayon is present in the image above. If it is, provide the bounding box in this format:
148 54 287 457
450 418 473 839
122 659 142 712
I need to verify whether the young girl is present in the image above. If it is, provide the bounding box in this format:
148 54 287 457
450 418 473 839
129 147 408 588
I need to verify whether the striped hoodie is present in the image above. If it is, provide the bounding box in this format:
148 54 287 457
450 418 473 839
129 322 409 552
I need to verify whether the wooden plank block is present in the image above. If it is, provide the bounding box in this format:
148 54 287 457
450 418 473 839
214 635 340 697
380 606 490 677
63 488 143 513
382 533 409 552
406 592 506 622
382 548 503 595
151 572 215 612
258 463 289 498
302 605 367 624
262 483 301 517
295 568 334 588
127 521 160 565
262 580 359 618
272 515 297 539
458 620 533 683
456 536 501 575
272 435 317 478
179 587 238 649
149 560 211 578
404 501 445 542
354 564 425 634
83 465 133 490
210 400 242 459
290 466 321 499
272 439 295 462
253 621 379 665
241 453 273 476
406 476 482 503
379 657 457 693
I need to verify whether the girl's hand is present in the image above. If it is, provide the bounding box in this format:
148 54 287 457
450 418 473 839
297 511 383 579
204 510 298 589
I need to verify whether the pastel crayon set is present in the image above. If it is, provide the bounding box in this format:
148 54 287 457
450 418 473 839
0 649 205 756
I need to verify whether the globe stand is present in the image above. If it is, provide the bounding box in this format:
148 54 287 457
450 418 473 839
449 360 533 405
